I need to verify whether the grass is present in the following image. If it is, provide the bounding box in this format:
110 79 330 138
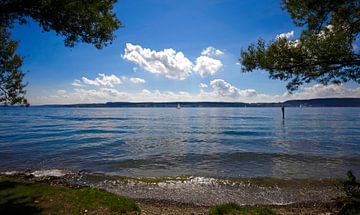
209 203 277 215
0 177 140 215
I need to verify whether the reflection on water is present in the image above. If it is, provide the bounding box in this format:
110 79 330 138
0 107 359 179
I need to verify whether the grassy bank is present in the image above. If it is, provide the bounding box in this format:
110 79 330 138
0 177 140 214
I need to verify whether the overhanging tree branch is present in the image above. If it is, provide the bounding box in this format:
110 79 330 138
0 0 122 105
240 0 360 91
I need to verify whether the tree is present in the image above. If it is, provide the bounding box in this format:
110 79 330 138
0 26 27 106
240 0 360 92
0 0 121 105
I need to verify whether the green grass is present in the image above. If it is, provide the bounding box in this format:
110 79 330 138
209 203 277 215
0 177 140 214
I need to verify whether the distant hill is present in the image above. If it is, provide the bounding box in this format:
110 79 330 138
284 98 360 107
34 98 360 108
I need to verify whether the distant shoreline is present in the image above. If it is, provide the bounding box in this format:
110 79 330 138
22 98 360 108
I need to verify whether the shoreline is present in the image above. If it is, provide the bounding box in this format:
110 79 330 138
0 170 344 207
0 172 344 214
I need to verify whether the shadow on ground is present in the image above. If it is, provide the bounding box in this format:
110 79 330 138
0 180 42 214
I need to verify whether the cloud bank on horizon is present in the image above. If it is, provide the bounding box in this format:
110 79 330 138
31 71 360 104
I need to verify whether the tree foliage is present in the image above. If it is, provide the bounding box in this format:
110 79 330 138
0 0 121 105
240 0 360 91
0 27 27 106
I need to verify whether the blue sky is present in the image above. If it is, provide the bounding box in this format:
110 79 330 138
11 0 360 104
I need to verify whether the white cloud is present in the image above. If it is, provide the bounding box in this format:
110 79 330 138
129 77 146 84
210 79 257 98
123 43 225 79
123 43 193 80
201 46 224 57
72 79 83 87
287 39 301 48
141 89 151 94
30 74 360 104
276 30 294 40
56 90 67 95
72 88 128 102
288 84 360 99
193 56 223 77
199 83 208 89
82 73 122 87
317 24 335 40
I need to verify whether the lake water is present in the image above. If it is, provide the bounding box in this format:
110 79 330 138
1 107 359 179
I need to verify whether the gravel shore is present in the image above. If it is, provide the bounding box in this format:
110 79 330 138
0 170 344 214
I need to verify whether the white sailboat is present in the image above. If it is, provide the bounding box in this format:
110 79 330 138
176 103 181 109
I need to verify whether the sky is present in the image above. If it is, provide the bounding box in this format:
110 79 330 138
11 0 360 104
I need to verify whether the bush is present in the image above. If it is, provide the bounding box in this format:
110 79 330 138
339 170 360 215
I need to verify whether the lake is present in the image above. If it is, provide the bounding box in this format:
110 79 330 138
0 107 359 179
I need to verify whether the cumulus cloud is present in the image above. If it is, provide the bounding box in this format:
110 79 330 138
141 89 151 94
193 56 223 77
82 73 122 87
129 77 146 84
56 90 67 95
123 43 224 79
201 46 224 57
74 88 127 102
199 83 208 89
72 79 83 87
123 43 193 80
210 79 257 98
276 30 294 40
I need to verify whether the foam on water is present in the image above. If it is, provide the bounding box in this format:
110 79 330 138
1 169 69 178
31 169 68 177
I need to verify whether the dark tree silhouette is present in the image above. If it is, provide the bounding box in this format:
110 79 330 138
0 0 121 105
0 26 27 106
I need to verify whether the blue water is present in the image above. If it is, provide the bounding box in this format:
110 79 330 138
0 107 359 179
